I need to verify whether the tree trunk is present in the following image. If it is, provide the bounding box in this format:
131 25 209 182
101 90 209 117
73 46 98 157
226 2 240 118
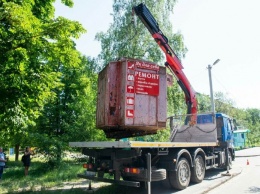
15 144 20 161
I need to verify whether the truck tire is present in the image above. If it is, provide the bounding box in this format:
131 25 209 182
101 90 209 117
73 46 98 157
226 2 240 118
220 150 232 170
232 149 235 161
168 157 190 190
191 155 205 183
226 150 232 170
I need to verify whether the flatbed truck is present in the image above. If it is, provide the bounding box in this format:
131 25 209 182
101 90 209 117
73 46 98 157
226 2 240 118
70 113 235 190
69 3 235 191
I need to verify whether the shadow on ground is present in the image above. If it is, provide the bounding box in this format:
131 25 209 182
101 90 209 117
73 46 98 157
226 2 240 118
13 168 227 194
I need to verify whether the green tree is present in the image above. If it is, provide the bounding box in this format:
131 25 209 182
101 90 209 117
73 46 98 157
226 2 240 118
33 56 106 165
246 108 260 125
196 93 211 113
214 92 235 115
96 0 186 67
0 0 85 160
245 109 260 146
167 82 185 116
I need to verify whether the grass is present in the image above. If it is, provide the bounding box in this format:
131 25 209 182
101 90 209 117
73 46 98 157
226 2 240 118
0 155 148 194
0 155 87 194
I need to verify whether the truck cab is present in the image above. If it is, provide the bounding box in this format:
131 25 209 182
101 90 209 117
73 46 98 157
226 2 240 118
216 113 235 161
216 113 234 143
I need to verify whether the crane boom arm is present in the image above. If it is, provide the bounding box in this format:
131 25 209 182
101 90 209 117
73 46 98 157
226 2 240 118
133 3 197 115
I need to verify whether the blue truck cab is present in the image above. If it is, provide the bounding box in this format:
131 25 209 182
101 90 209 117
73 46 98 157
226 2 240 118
215 113 235 161
216 113 234 143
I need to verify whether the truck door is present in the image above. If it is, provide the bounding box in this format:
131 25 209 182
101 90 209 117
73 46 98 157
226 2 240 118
216 115 233 143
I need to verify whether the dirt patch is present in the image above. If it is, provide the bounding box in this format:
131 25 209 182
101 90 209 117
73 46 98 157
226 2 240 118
15 180 111 193
50 180 111 192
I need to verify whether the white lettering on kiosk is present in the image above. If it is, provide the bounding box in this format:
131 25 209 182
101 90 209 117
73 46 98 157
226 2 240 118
135 61 159 71
134 70 159 96
135 71 159 80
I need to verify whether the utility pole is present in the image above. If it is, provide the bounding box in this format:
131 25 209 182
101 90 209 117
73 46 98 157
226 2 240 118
207 59 220 113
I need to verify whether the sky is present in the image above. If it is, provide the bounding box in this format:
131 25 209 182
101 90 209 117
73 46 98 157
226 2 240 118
54 0 260 109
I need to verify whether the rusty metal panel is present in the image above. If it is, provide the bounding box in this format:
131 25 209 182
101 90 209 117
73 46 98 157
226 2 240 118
96 64 107 128
96 58 167 138
107 62 120 125
96 62 119 128
131 95 156 126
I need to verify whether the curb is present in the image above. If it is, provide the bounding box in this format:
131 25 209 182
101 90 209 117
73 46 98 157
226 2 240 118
235 155 260 158
201 169 242 194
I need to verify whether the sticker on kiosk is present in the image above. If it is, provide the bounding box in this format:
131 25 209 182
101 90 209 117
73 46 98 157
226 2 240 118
126 97 134 105
126 85 135 93
126 109 134 118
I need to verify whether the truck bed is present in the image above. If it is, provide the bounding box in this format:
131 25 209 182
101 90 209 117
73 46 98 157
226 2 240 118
69 141 218 148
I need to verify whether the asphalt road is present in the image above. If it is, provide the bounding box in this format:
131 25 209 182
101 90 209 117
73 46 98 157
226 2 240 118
207 149 260 194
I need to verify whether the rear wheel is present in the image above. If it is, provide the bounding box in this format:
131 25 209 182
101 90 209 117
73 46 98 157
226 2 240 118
191 155 205 183
220 150 232 170
169 157 190 190
226 150 232 169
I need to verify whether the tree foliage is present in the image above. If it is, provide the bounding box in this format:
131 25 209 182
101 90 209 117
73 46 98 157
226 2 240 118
32 56 106 164
96 0 186 66
0 0 85 160
196 93 211 113
167 82 185 116
245 109 260 146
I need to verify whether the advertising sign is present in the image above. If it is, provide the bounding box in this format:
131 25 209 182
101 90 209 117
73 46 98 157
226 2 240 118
134 70 159 96
127 61 160 96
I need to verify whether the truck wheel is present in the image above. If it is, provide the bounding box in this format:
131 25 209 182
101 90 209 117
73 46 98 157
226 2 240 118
232 149 235 161
226 150 232 169
169 157 190 190
191 155 205 183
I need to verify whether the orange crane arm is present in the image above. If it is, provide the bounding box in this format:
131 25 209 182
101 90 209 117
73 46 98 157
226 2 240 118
133 3 198 115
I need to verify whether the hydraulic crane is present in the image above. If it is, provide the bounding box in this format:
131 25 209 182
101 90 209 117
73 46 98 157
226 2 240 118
133 3 198 118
